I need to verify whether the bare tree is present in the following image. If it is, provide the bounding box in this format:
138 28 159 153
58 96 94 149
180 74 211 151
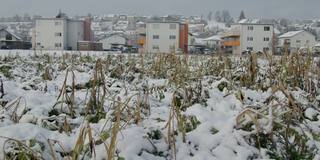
23 13 31 21
207 11 213 21
221 10 233 23
214 11 222 22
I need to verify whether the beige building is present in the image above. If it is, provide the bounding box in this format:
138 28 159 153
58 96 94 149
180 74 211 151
145 21 180 53
34 13 89 50
145 21 188 54
278 30 316 52
222 23 274 54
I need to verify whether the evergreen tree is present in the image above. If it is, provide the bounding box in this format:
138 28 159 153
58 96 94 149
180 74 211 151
239 10 246 21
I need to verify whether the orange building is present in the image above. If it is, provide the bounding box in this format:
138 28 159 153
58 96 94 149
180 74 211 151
84 17 92 41
179 23 189 54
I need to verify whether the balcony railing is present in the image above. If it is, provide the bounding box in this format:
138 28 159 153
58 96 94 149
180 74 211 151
223 40 240 46
222 30 240 37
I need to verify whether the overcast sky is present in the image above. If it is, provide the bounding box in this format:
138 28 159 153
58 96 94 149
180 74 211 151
1 0 319 19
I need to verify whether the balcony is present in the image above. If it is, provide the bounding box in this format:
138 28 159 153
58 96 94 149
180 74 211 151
138 38 145 46
223 40 240 46
222 30 240 38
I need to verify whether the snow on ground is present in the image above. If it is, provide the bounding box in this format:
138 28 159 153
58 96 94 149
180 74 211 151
0 50 319 160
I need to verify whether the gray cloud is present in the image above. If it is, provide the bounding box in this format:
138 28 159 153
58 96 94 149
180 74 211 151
0 0 319 19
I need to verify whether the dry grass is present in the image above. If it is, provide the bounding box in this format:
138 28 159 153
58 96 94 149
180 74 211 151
4 97 27 123
86 59 108 116
2 51 320 159
53 69 76 118
72 122 95 160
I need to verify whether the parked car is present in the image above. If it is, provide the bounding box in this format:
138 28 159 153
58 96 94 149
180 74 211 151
1 45 9 49
242 50 252 55
175 48 183 54
204 48 212 54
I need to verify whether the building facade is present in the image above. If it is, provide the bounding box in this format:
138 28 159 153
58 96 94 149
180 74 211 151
145 21 188 53
278 30 316 52
0 28 31 49
34 16 92 50
67 20 85 50
222 23 274 54
35 18 68 50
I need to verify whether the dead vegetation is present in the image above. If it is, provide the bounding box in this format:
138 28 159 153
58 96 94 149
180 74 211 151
0 51 319 159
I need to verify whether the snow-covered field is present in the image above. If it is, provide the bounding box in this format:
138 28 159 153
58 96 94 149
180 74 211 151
0 50 319 160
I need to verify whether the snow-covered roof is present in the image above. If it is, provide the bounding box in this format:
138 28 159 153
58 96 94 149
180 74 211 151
279 30 304 38
206 21 227 30
137 21 145 25
0 28 22 41
251 19 260 24
202 35 221 41
194 35 221 45
236 18 273 25
314 42 320 47
97 33 127 41
238 18 261 24
238 19 249 24
274 28 281 35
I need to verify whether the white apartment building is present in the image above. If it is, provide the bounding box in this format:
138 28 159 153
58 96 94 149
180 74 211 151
35 18 84 50
239 23 274 53
222 23 274 54
145 22 180 53
67 20 84 50
278 30 316 51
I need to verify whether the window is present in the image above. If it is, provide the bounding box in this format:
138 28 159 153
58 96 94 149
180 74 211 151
248 26 254 30
55 21 61 26
247 47 253 51
264 26 270 31
169 24 176 29
263 47 269 51
247 37 253 41
296 40 301 43
55 33 62 37
55 43 62 47
36 42 41 46
153 35 159 39
152 24 160 29
152 45 159 50
5 34 12 40
263 37 270 41
169 35 176 39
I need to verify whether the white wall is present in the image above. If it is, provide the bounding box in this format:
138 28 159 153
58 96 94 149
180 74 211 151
67 20 84 50
35 18 85 50
98 35 126 50
146 22 180 53
236 24 274 53
35 18 67 50
279 31 316 50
